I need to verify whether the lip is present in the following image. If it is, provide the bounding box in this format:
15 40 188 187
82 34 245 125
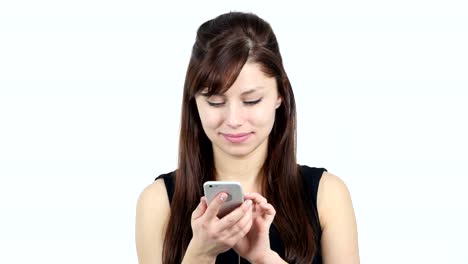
222 132 252 143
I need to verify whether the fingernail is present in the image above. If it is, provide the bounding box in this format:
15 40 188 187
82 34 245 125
246 200 252 207
220 193 227 201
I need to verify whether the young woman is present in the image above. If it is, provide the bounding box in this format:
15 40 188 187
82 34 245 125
136 11 359 264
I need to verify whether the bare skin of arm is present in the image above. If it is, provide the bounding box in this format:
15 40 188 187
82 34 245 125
318 172 360 264
135 179 169 264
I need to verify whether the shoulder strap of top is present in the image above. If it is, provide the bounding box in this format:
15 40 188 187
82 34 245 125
299 165 327 207
299 164 327 262
154 171 175 204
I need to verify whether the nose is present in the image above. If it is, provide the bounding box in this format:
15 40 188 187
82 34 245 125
226 102 244 128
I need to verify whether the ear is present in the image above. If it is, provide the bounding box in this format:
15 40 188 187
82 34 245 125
275 96 282 109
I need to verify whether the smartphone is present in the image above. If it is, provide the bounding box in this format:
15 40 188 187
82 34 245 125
203 181 244 218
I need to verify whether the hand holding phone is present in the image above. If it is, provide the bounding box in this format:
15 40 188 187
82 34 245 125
203 181 244 218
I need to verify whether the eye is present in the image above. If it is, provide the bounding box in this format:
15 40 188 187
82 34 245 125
207 101 225 107
244 98 262 105
205 94 225 107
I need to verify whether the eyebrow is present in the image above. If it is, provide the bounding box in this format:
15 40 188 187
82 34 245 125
241 86 265 95
200 86 265 96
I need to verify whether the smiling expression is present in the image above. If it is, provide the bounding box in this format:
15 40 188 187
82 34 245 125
195 62 282 158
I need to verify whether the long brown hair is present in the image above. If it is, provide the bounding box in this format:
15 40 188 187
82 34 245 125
162 12 319 263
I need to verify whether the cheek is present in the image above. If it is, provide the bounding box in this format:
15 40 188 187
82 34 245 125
199 108 223 130
248 105 277 126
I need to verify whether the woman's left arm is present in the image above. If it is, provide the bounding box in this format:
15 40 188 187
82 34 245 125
318 172 360 264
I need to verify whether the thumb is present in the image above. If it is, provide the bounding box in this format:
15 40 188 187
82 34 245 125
204 192 228 219
191 197 208 220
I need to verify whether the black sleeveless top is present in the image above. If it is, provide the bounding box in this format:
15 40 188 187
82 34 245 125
155 164 326 264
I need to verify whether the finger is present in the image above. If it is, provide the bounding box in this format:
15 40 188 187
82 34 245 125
244 193 267 217
259 202 276 220
243 192 267 204
215 199 252 231
240 213 253 236
235 203 253 232
191 196 208 220
224 204 253 242
203 192 228 220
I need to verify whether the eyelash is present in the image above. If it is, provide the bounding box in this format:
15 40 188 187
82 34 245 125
207 98 262 107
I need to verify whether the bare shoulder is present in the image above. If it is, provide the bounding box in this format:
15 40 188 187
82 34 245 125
317 172 351 217
317 171 360 263
137 178 170 214
135 178 171 264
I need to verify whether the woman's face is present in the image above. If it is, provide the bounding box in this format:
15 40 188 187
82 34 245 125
195 62 282 158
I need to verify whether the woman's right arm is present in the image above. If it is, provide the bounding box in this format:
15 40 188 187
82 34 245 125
136 179 252 264
135 179 218 264
135 179 170 264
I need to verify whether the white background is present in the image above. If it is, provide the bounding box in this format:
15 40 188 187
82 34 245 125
1 1 467 263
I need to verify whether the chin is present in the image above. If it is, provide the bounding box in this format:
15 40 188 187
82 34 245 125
218 145 255 158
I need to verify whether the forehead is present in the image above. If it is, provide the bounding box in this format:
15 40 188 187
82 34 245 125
228 63 276 93
202 62 277 95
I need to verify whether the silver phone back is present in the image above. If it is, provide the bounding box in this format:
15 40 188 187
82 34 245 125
203 181 244 218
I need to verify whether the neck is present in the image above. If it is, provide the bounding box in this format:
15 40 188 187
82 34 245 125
213 140 268 194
